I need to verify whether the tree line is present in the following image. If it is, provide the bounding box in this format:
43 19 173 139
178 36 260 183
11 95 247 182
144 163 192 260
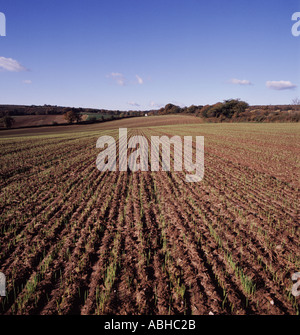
148 99 300 122
1 98 299 128
152 99 249 119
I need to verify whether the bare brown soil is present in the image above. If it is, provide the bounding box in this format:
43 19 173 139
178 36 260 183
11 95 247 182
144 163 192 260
6 115 67 128
0 114 91 130
0 120 299 315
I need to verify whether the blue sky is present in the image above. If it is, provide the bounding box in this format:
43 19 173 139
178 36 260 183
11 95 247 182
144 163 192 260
0 0 299 110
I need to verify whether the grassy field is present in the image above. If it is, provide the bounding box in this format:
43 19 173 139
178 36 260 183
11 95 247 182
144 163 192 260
0 115 299 315
83 113 115 121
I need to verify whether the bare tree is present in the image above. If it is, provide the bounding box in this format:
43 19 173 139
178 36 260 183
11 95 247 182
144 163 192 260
291 98 300 110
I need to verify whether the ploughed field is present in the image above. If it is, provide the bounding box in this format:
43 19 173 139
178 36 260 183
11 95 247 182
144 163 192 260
0 116 299 315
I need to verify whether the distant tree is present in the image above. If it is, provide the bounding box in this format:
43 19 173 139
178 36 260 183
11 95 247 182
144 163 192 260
292 98 300 111
64 110 82 124
186 105 198 114
233 100 249 116
74 111 82 123
206 102 223 118
161 104 182 115
221 99 248 118
198 105 211 118
197 100 248 119
2 116 15 128
64 111 74 123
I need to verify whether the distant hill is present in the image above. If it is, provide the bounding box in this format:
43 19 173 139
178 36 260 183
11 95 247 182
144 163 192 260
0 100 299 129
0 105 145 129
0 104 125 116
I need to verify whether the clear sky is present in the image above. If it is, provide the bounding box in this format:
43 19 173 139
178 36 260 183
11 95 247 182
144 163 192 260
0 0 299 110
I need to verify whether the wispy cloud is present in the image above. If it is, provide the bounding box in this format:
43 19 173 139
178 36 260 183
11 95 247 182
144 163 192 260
0 57 27 72
229 78 252 85
136 75 143 85
22 80 32 84
106 72 126 86
266 80 297 90
128 101 140 107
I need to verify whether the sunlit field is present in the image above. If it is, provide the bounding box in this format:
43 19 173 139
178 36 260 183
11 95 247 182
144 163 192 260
0 116 299 315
